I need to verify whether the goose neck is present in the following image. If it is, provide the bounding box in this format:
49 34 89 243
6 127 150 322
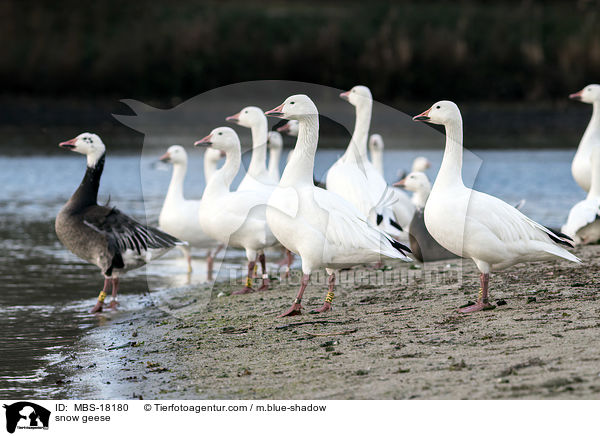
268 147 282 181
344 102 371 162
248 117 268 177
280 115 319 187
435 119 464 188
68 154 105 211
165 162 187 203
203 148 240 198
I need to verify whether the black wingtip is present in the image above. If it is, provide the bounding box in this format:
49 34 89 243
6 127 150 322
376 214 384 225
388 237 411 255
389 219 403 232
545 229 574 248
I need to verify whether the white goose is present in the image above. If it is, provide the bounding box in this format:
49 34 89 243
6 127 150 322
413 101 580 313
277 119 299 137
562 146 600 244
326 86 414 239
158 145 224 278
368 134 385 176
394 171 457 262
194 127 277 294
267 131 283 183
570 84 600 192
226 106 274 193
264 95 412 317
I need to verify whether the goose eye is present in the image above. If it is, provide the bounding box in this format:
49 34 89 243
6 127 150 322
244 110 248 114
218 132 223 135
290 101 295 105
436 105 441 109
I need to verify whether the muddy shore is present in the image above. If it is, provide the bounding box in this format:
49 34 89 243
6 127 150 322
62 245 600 400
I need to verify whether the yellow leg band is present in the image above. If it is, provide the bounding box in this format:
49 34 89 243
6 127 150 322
98 291 107 303
478 287 483 300
245 277 253 288
325 291 334 304
253 264 258 276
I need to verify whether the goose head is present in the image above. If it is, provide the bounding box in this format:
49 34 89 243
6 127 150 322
413 101 461 125
194 127 240 154
226 106 265 128
159 145 187 165
394 171 431 193
267 131 283 151
412 156 431 172
277 120 299 137
570 84 600 104
339 85 372 108
265 95 318 120
59 132 105 167
369 134 384 153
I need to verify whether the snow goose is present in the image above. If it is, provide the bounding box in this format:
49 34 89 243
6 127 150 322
368 134 384 176
55 133 184 313
226 106 274 193
326 85 414 239
194 127 277 294
277 119 299 137
413 101 580 313
570 84 600 192
158 145 224 278
267 131 283 183
264 95 412 317
562 146 600 244
394 172 457 262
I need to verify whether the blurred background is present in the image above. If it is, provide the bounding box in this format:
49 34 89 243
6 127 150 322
1 0 599 151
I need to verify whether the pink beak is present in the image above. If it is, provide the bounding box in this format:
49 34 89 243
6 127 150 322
569 90 584 100
194 134 213 146
265 103 285 118
413 108 432 122
393 178 407 188
340 90 351 100
159 151 170 162
59 137 77 149
226 112 240 123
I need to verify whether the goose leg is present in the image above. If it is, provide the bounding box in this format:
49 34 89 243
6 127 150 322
458 273 495 313
90 278 111 313
206 244 223 282
279 274 309 317
233 260 256 295
311 272 335 314
108 277 120 309
284 250 294 278
257 253 270 291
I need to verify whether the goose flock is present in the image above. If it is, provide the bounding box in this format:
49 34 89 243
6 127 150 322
54 84 599 315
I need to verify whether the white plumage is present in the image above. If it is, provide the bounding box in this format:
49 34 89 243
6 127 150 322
570 84 600 192
562 146 600 244
414 100 579 313
195 127 277 294
265 94 411 317
158 145 223 276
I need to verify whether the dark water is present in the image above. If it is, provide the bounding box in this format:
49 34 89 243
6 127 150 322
0 147 584 399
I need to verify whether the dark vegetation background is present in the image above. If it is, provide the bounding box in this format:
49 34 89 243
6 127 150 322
1 0 599 150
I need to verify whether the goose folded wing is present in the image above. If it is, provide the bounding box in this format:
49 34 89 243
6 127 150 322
563 199 600 236
82 206 182 256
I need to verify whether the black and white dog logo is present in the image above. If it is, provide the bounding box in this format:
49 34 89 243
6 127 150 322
3 402 50 434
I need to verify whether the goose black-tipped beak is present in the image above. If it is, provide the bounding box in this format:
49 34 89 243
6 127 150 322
265 103 285 118
194 134 213 147
159 152 171 162
59 138 77 149
569 90 583 100
226 112 240 123
340 90 351 101
413 108 431 122
393 178 406 188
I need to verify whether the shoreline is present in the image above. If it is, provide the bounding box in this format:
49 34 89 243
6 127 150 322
62 245 599 400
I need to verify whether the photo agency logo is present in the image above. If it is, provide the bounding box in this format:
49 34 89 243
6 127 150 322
3 402 50 433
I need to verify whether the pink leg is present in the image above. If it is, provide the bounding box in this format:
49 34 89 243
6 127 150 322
90 278 110 313
311 273 335 314
284 250 294 278
457 273 495 313
232 260 256 295
279 274 310 317
108 278 119 309
257 253 270 291
206 244 223 282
